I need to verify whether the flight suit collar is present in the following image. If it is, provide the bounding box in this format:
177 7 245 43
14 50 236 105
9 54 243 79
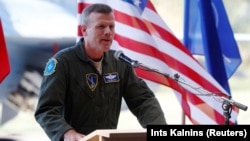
75 38 110 65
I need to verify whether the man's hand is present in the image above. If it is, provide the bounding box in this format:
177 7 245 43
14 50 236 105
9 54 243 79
64 129 85 141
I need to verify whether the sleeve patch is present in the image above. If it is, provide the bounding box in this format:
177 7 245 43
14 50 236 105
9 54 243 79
44 58 58 76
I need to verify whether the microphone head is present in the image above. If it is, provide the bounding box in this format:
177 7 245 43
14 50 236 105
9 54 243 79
114 50 123 60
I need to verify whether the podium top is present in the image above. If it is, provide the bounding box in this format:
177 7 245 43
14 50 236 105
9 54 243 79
80 129 146 141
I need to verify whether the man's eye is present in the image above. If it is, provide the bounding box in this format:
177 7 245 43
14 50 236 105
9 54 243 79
109 25 114 29
99 25 105 29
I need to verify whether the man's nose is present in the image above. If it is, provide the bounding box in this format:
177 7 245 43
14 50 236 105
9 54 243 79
104 27 112 35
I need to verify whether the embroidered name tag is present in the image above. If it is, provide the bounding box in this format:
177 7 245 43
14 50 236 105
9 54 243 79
103 73 119 83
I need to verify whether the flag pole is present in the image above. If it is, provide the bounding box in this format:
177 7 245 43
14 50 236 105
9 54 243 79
181 0 191 125
181 112 186 125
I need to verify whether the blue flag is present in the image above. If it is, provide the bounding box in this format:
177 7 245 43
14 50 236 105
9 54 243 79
183 0 242 93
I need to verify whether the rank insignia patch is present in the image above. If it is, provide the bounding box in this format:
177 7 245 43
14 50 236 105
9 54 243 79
103 73 119 83
86 73 98 91
44 58 58 76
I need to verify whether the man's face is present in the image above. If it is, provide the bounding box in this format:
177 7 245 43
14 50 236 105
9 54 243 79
82 12 115 52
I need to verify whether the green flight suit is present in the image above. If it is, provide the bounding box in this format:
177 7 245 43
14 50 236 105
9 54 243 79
34 38 166 141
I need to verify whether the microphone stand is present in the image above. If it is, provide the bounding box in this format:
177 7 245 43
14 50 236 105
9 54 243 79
132 61 248 125
220 96 248 124
222 97 232 125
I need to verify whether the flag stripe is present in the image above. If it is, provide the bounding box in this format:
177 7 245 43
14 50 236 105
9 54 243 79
115 11 150 35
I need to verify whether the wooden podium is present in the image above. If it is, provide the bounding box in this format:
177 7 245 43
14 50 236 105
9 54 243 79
80 129 147 141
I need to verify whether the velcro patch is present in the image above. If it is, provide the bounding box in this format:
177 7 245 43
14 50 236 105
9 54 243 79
86 73 98 91
44 58 58 76
103 73 119 83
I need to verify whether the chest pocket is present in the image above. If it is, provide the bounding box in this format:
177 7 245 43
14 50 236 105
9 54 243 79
102 72 120 100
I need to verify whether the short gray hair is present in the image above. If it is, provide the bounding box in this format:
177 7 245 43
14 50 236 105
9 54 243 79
81 3 113 24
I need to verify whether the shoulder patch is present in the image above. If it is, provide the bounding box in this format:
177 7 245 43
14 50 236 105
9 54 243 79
86 73 98 91
44 58 58 76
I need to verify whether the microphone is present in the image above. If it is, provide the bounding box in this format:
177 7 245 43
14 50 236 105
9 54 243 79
114 50 138 67
114 50 172 77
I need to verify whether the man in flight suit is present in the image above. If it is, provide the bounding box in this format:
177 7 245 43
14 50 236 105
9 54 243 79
34 3 166 141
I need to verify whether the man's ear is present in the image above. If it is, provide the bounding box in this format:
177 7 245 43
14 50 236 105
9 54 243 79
81 25 87 36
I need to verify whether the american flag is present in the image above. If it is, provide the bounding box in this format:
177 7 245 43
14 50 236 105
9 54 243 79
77 0 238 124
0 19 10 83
